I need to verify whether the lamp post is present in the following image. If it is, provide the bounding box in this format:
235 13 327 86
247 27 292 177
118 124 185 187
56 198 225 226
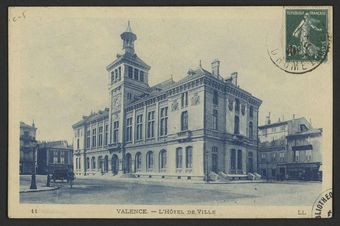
30 140 37 189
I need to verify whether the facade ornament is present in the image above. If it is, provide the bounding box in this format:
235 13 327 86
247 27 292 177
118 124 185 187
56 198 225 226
191 93 200 105
241 104 246 115
171 99 179 111
228 98 233 111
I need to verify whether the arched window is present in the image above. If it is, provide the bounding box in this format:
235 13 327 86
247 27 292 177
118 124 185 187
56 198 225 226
159 150 167 169
75 158 78 169
86 157 90 170
135 152 142 170
249 121 253 139
104 155 109 172
146 151 154 169
91 157 96 169
176 147 183 168
212 147 218 172
185 146 193 168
97 156 102 170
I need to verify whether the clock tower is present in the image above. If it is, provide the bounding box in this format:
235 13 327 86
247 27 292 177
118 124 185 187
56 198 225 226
106 22 151 172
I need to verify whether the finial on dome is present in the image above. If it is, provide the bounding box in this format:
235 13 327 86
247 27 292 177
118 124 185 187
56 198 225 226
126 20 132 33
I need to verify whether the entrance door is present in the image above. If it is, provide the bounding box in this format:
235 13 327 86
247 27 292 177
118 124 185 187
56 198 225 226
212 153 218 173
247 152 254 173
125 153 132 173
111 155 119 175
279 167 286 180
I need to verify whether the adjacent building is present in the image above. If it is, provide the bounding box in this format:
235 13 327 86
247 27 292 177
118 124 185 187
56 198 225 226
72 23 262 180
37 140 73 174
20 121 38 174
258 116 322 181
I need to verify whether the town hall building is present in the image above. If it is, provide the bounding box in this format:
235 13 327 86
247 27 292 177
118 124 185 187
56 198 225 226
72 22 262 180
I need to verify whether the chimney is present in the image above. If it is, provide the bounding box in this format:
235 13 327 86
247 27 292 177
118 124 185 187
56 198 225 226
231 72 238 86
292 114 295 119
211 59 220 76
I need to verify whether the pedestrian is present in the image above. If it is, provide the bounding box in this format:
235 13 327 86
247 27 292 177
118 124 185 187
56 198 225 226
67 168 75 188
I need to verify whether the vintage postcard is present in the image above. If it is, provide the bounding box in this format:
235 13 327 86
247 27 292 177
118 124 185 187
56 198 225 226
8 6 333 218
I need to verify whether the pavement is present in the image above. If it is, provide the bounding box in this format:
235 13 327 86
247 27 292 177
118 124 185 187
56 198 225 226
20 175 60 193
20 175 322 205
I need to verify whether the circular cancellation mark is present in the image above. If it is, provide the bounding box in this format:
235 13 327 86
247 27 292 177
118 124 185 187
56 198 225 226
311 188 333 218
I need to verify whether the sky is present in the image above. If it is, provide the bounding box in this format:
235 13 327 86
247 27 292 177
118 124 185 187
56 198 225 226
9 7 332 144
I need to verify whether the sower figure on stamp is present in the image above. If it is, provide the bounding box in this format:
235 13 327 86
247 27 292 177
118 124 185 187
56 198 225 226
292 13 322 59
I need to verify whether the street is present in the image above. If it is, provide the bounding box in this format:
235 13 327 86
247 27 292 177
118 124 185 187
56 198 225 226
20 175 322 205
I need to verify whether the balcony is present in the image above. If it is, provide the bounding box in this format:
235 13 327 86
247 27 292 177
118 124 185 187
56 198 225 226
108 143 121 153
176 130 192 142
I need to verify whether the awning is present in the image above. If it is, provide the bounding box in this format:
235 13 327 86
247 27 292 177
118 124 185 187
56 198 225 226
292 144 313 151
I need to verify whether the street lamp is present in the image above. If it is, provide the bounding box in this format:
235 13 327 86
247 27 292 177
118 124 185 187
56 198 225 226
30 139 37 189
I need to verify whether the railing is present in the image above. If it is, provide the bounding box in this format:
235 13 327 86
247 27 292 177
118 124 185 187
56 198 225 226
176 130 192 139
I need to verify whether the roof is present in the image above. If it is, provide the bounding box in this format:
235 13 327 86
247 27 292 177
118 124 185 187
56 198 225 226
106 52 151 71
287 128 322 138
72 108 109 128
258 117 305 129
20 121 36 129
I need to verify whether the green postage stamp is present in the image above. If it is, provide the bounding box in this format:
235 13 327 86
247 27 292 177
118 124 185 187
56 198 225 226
286 9 328 62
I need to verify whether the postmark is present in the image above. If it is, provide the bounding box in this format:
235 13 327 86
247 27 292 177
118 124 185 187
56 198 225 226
267 8 329 74
311 188 332 218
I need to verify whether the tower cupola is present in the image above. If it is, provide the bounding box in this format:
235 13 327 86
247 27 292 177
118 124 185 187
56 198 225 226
120 21 137 55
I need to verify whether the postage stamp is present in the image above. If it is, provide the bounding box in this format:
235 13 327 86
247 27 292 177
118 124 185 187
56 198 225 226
286 9 328 62
267 8 331 74
8 6 332 219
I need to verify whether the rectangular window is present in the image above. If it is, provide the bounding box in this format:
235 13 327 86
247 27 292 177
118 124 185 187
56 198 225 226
230 149 236 170
271 152 276 161
53 150 58 164
111 71 115 84
128 66 133 78
140 71 144 82
98 126 103 147
64 151 68 164
134 68 139 80
181 111 188 131
295 151 300 162
235 98 240 112
249 106 254 118
234 116 240 134
76 138 79 150
60 151 65 164
49 150 53 163
237 150 242 170
147 111 155 138
186 146 192 168
126 117 132 142
306 150 312 161
213 110 218 130
136 114 143 140
160 107 168 136
86 129 91 148
115 69 118 80
176 148 183 168
279 152 285 162
118 67 121 80
181 92 188 108
113 121 119 144
104 124 108 145
92 128 96 147
213 90 219 105
261 153 267 163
